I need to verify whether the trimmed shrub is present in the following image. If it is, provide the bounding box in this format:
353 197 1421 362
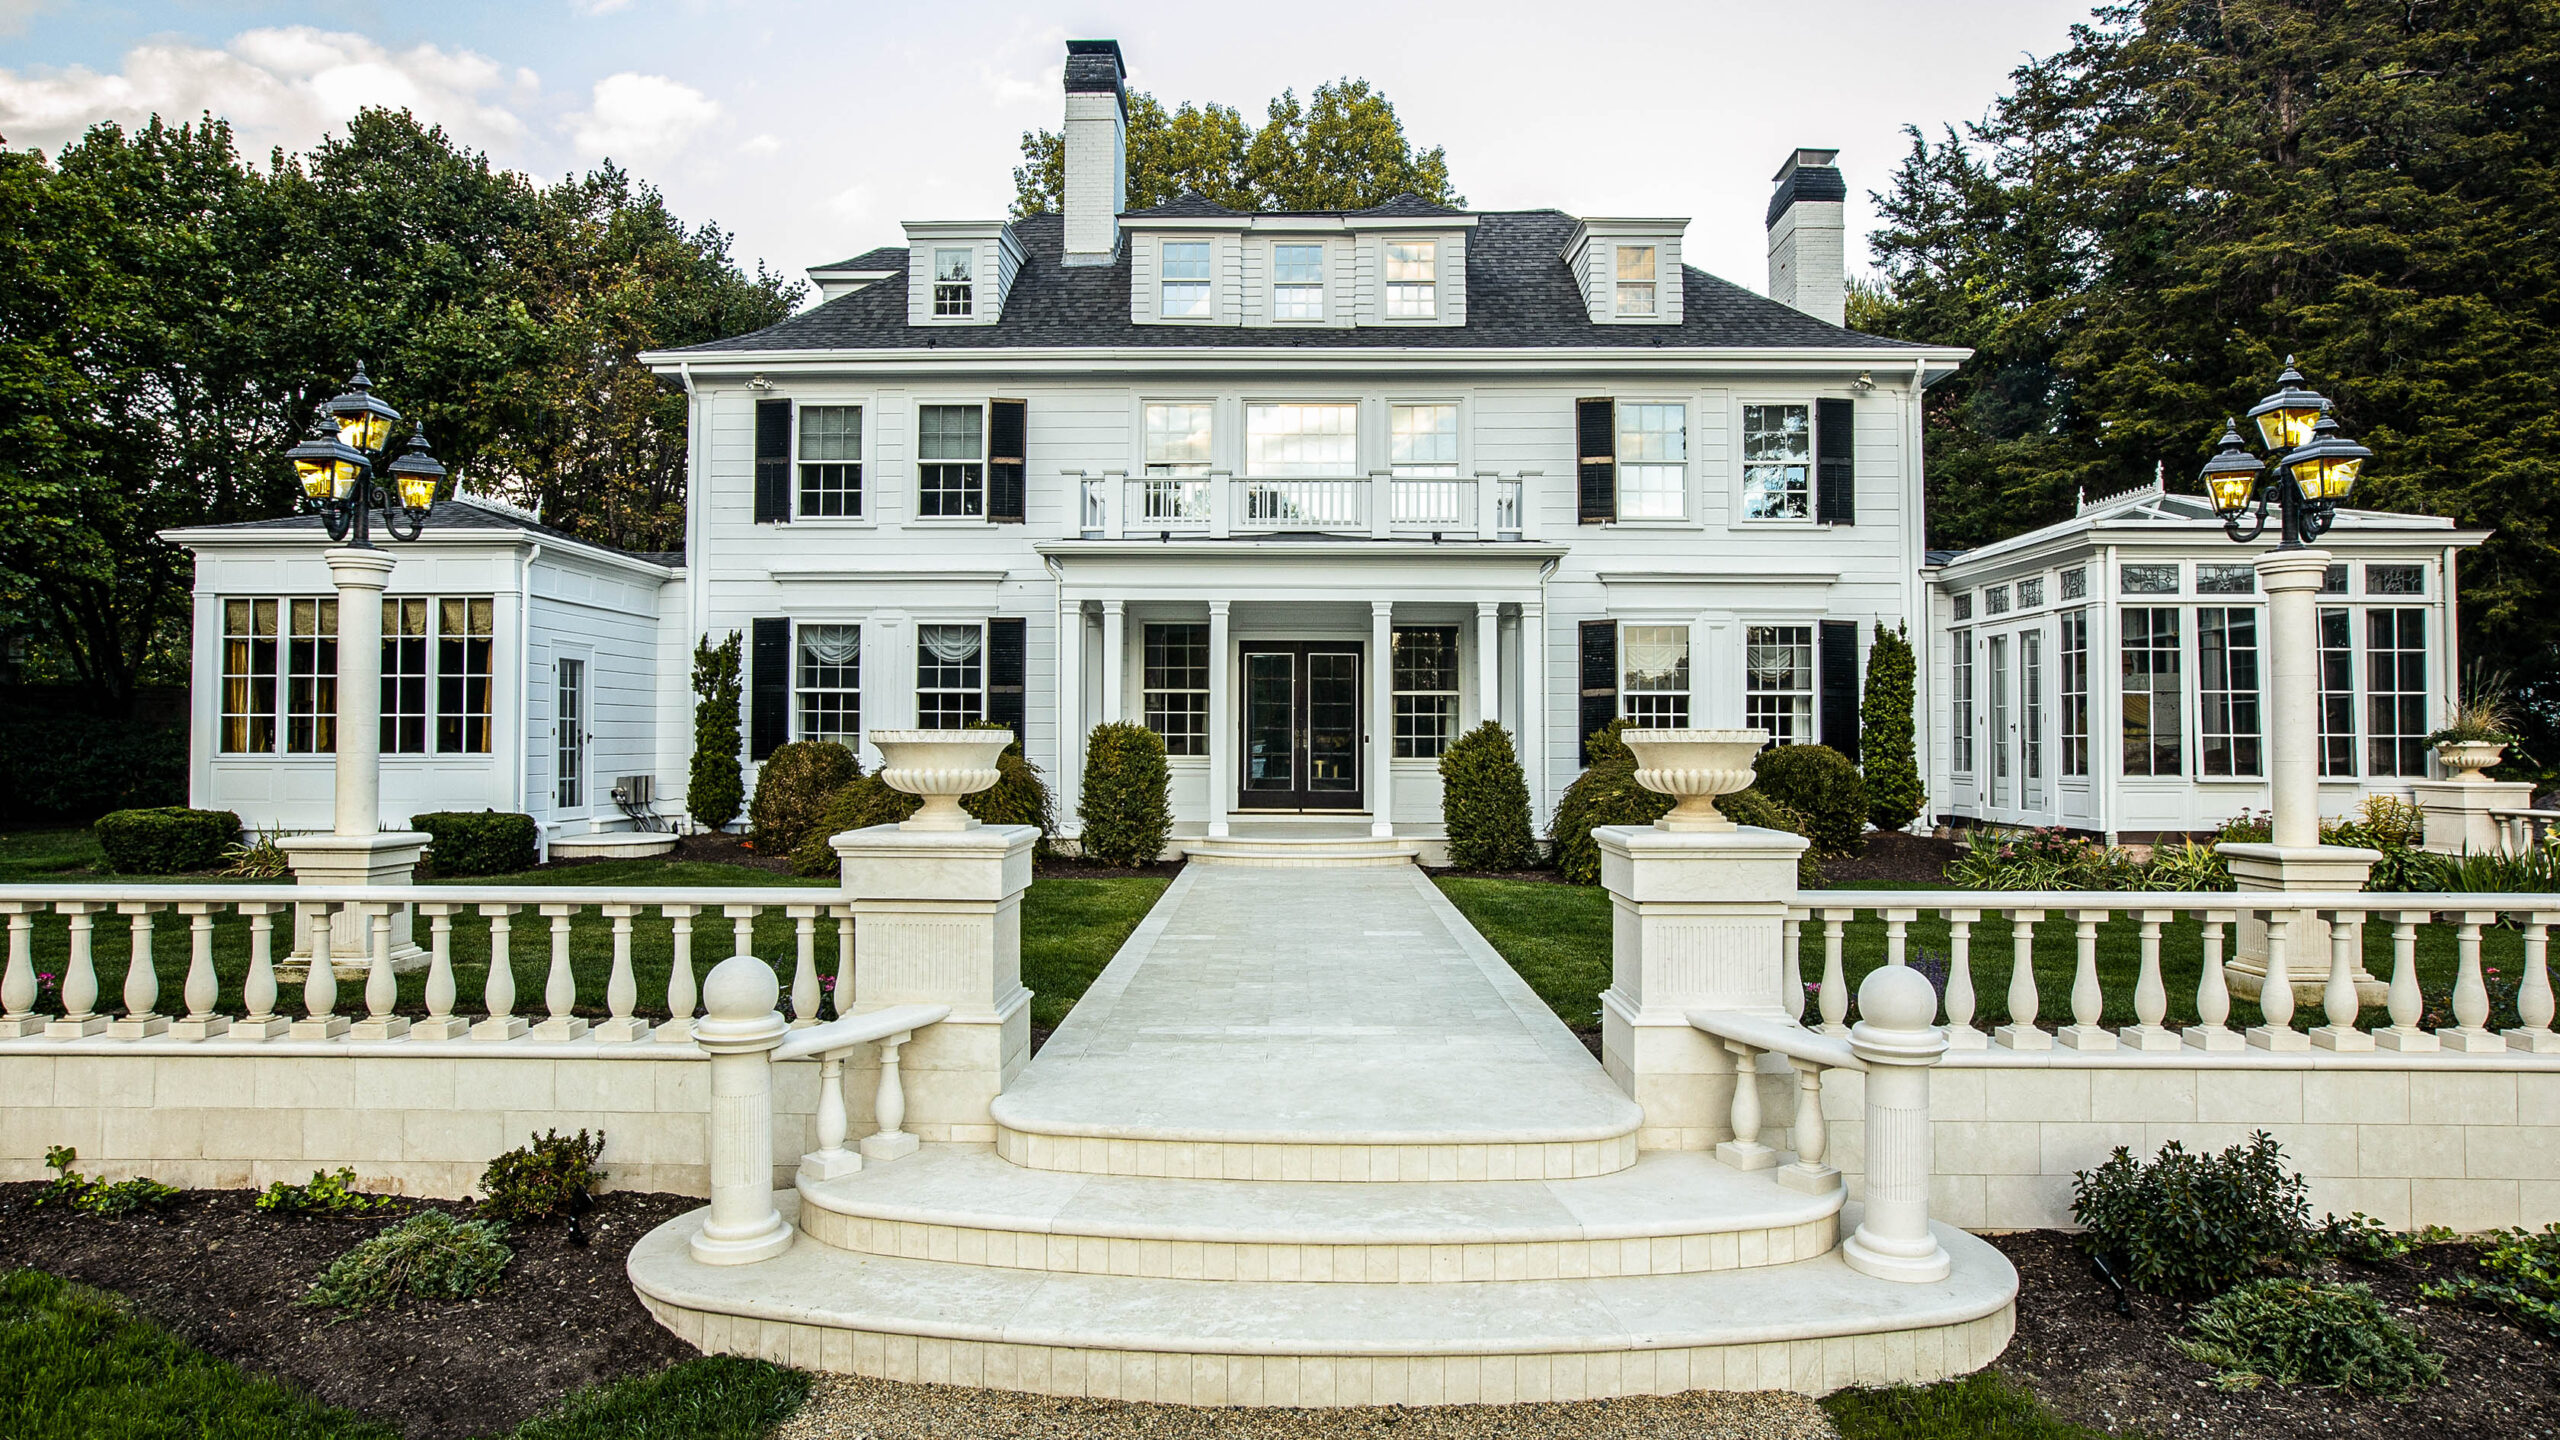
748 740 860 857
791 773 916 876
1439 722 1536 871
2072 1132 2313 1297
964 722 1057 845
303 1211 512 1311
1751 744 1869 858
478 1129 605 1226
2422 1223 2560 1336
412 811 538 878
1550 721 1819 886
1860 623 1924 832
256 1167 400 1217
792 726 1055 877
688 631 745 831
2176 1278 2443 1398
1077 722 1173 867
92 807 238 875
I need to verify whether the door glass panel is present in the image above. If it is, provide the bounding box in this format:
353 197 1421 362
556 658 585 810
1986 636 2009 807
1306 651 1360 793
2022 630 2045 808
1244 653 1295 789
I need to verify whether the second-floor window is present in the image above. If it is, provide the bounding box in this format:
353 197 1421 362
1161 241 1212 318
798 405 862 518
1385 241 1436 318
918 404 984 518
1142 402 1213 523
1742 403 1811 519
1273 243 1324 319
1390 404 1458 476
932 248 973 317
1617 403 1686 519
1246 403 1357 474
1615 245 1657 316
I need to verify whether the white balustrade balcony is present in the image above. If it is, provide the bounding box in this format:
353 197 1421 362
1238 476 1366 532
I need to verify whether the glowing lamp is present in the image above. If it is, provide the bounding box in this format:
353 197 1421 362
285 422 366 504
2198 418 2265 517
324 361 402 453
2244 356 2327 451
2283 404 2371 504
385 430 447 514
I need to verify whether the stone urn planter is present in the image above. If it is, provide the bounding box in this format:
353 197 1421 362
2434 738 2509 784
1619 728 1769 832
868 728 1014 831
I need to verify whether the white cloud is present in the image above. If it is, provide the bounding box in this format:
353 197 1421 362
0 0 53 40
568 72 720 162
738 132 781 156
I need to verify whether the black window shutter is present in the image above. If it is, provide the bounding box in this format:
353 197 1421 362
1816 397 1855 525
987 399 1027 523
749 617 790 761
1577 620 1618 764
754 398 792 524
986 617 1026 732
1819 619 1860 760
1576 398 1616 524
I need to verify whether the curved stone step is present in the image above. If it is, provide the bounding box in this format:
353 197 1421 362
630 1198 2018 1405
1179 836 1421 867
796 1145 1839 1283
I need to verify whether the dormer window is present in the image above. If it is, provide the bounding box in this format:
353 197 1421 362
1161 241 1212 318
1385 241 1436 318
932 248 974 317
1615 246 1657 316
1273 243 1324 320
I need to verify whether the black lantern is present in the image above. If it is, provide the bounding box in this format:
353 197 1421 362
288 364 445 546
2200 357 2370 548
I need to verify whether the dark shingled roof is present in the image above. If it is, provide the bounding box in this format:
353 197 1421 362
187 499 682 566
673 210 1921 355
811 245 906 271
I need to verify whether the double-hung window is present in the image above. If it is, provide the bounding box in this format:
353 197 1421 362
1616 403 1686 520
1160 241 1212 318
1141 402 1213 523
1143 624 1209 756
916 625 983 728
1742 404 1811 519
1745 625 1814 743
2120 607 2182 776
1390 403 1462 525
932 248 974 317
434 599 495 753
221 599 281 754
2366 609 2427 776
798 405 862 517
797 625 861 745
2196 607 2263 776
1392 627 1459 758
1384 241 1436 318
1272 243 1324 320
1614 245 1657 316
1620 625 1690 728
2058 611 2089 777
917 404 985 518
284 598 338 754
2319 607 2356 776
1950 629 1974 775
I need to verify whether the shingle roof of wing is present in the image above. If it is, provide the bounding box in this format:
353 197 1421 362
182 499 681 564
673 210 1927 353
810 245 907 271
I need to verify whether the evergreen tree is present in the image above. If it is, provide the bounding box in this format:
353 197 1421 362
1861 624 1924 832
688 632 744 831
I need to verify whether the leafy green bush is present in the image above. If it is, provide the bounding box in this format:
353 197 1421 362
0 712 187 824
92 807 238 875
2316 1212 2454 1265
218 826 290 879
34 1146 180 1217
790 773 915 876
1860 623 1924 832
2176 1278 2443 1398
962 723 1056 844
792 725 1055 877
411 811 537 878
303 1211 512 1311
1439 722 1536 871
2408 842 2560 894
1550 721 1818 886
2222 796 2433 891
1076 721 1173 867
477 1129 605 1226
1944 825 2231 891
2422 1223 2560 1336
689 631 745 831
1751 744 1869 857
747 740 860 858
2071 1133 2313 1296
256 1167 400 1217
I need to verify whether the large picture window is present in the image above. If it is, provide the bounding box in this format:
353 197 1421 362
1143 623 1209 757
1745 625 1814 743
915 625 983 729
2120 607 2182 777
797 625 861 746
798 405 863 518
2197 607 2262 777
2367 609 2427 776
1392 627 1459 758
1616 403 1686 520
1620 624 1690 728
1950 629 1974 775
2319 607 2355 776
1742 403 1811 520
1245 403 1357 475
2058 611 2088 777
917 404 985 518
224 593 496 758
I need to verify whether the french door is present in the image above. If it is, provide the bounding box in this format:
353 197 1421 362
1986 635 2010 809
555 654 589 815
1238 642 1364 810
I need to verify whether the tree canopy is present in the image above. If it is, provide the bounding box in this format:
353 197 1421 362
1012 78 1462 216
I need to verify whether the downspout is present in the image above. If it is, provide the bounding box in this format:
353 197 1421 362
518 539 545 857
680 360 704 831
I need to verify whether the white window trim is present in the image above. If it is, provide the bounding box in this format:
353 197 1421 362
1732 393 1822 528
909 398 991 525
929 246 976 320
1742 620 1819 747
792 396 876 526
1240 399 1364 478
1605 394 1695 526
1615 620 1693 729
1612 243 1659 320
1378 237 1440 323
914 620 989 729
1267 238 1329 324
792 619 864 746
1158 239 1217 323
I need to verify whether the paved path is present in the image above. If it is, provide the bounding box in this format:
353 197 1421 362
993 865 1639 1145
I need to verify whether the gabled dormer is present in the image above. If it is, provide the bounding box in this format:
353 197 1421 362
904 221 1025 327
1564 219 1688 325
1126 197 1473 328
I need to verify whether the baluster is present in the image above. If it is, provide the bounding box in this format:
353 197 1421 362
2247 910 2308 1050
832 904 856 1019
0 902 41 1037
2185 910 2242 1050
688 955 792 1265
411 903 467 1038
787 904 823 1026
233 902 288 1039
2375 910 2436 1050
170 902 227 1039
107 901 169 1038
798 1048 862 1180
533 903 588 1040
475 903 528 1040
1884 909 1915 967
861 1031 921 1161
2057 907 2115 1050
2311 908 2374 1051
291 902 348 1039
2439 909 2506 1052
2119 909 2179 1050
725 903 758 962
1993 909 2049 1049
1777 1062 1838 1194
1715 1040 1775 1170
657 904 701 1042
1817 909 1851 1034
596 904 647 1040
48 900 108 1037
1942 908 1985 1048
1782 912 1806 1024
2506 912 2559 1052
352 904 409 1040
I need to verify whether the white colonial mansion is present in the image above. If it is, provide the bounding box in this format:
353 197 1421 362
172 38 2479 855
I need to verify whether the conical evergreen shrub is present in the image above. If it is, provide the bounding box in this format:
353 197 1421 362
1438 721 1537 871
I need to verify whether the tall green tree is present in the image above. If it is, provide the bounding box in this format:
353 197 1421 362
1013 78 1461 216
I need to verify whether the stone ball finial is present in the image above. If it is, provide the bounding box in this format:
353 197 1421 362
702 954 779 1021
1856 963 1939 1033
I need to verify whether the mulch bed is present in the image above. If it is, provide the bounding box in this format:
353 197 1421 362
0 1182 701 1440
1035 857 1187 881
1816 829 1961 886
1992 1230 2560 1438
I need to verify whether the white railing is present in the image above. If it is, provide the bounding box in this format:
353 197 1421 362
2493 810 2560 859
773 1002 950 1180
1496 477 1523 537
1080 476 1109 538
1390 477 1471 529
1238 477 1364 531
1130 475 1210 529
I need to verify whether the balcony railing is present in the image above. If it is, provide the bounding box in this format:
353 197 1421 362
1241 477 1365 531
1080 472 1537 541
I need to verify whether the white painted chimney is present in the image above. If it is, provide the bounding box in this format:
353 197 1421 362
1060 40 1127 267
1766 148 1846 326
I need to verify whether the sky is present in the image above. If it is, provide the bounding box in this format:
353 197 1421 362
0 0 2101 303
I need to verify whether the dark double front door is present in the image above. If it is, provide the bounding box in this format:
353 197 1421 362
1239 642 1363 810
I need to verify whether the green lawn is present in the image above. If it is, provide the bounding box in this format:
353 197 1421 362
1824 1371 2117 1440
0 1266 806 1440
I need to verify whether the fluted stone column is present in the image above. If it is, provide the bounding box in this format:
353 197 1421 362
690 954 794 1265
1842 965 1953 1284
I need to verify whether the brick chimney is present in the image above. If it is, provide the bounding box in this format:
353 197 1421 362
1061 40 1127 267
1766 148 1846 326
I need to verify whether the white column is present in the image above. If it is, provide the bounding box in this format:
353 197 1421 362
1056 598 1084 835
1842 965 1954 1283
1208 601 1233 839
690 954 794 1265
1370 600 1395 837
1523 600 1548 826
1101 600 1126 724
327 547 394 838
1476 602 1501 732
2263 549 2327 849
